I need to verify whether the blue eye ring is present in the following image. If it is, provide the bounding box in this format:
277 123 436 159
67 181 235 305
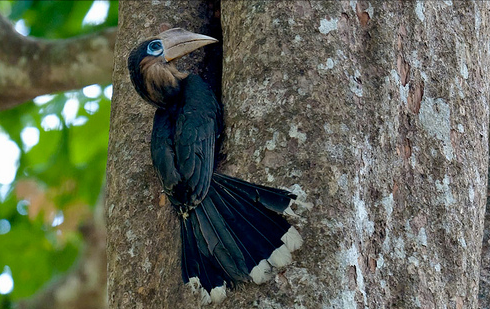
147 40 164 56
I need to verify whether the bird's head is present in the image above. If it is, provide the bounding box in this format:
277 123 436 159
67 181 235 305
128 28 218 108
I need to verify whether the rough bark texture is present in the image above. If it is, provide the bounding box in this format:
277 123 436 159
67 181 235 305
108 1 489 308
0 14 116 110
482 177 490 308
220 1 488 308
106 1 221 308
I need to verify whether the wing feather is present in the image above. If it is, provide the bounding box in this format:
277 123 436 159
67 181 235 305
151 109 181 194
172 75 220 206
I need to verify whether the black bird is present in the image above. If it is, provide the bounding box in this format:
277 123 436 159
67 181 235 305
128 28 302 304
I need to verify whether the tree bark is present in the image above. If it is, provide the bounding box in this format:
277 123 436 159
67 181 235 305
106 1 221 308
481 182 490 308
108 1 489 308
221 1 489 308
0 14 117 110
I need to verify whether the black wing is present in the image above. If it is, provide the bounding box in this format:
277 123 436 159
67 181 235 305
173 75 221 206
151 109 182 195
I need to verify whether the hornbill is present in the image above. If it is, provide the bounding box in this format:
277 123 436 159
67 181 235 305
127 28 302 304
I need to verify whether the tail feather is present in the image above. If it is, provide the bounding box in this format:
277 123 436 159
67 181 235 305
182 216 222 290
211 181 288 255
207 184 284 268
181 208 238 304
213 173 296 213
198 198 250 281
191 208 239 284
205 186 264 270
180 173 302 304
213 178 291 232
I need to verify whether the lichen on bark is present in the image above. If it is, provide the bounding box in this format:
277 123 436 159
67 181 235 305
220 1 489 308
108 1 489 308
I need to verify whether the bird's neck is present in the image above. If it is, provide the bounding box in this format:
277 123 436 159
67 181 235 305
141 61 188 107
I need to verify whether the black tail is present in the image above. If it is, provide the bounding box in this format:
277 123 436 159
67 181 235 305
180 173 302 304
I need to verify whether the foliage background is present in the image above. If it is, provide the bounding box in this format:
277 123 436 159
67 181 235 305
0 1 117 306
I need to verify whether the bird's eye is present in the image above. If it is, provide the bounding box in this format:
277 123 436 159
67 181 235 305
147 40 164 56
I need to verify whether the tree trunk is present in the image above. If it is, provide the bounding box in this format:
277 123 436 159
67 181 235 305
481 183 490 308
106 1 221 308
108 1 489 308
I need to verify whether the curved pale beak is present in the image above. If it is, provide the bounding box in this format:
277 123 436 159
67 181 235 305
158 28 218 62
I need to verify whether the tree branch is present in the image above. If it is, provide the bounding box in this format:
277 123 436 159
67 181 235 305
0 14 116 111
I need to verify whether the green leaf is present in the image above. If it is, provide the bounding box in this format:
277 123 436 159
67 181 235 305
8 0 33 20
0 216 79 300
